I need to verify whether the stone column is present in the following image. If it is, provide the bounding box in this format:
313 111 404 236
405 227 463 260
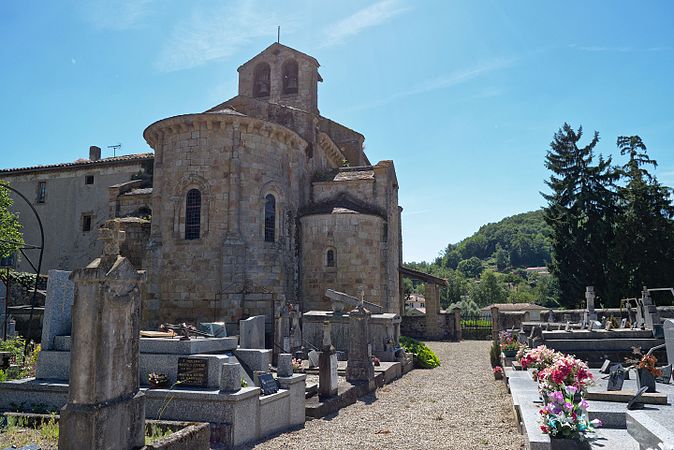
318 321 338 398
490 306 500 342
59 225 145 450
424 283 440 340
346 305 374 387
452 307 462 342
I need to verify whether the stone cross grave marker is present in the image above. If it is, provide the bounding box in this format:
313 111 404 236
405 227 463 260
58 226 144 450
346 304 374 385
586 286 597 320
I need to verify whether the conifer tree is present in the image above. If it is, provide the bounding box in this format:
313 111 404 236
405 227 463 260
542 124 618 307
612 136 674 296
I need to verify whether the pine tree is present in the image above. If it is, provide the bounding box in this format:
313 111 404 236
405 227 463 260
612 136 674 296
542 124 618 307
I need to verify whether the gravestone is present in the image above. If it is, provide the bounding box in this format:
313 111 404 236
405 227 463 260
565 321 571 332
318 321 338 398
308 350 320 368
258 373 279 395
627 386 649 410
605 320 613 331
41 270 75 350
607 365 627 391
58 224 145 450
635 299 645 329
641 287 663 337
240 315 265 349
664 319 674 370
346 305 374 385
582 311 589 329
198 322 227 338
620 318 628 329
586 286 597 321
656 364 672 384
600 360 612 374
277 353 293 378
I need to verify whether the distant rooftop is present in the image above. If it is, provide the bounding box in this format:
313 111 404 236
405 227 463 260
0 153 154 175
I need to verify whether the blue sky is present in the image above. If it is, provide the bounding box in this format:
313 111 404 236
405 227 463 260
1 1 673 262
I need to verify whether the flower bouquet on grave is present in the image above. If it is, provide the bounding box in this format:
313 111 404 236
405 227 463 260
493 365 504 380
499 331 521 357
519 345 562 381
539 386 602 448
626 347 661 393
537 355 594 399
291 357 304 373
147 372 170 389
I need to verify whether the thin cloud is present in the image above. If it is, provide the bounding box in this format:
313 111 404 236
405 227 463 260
79 0 154 30
155 1 297 72
344 57 515 112
321 0 410 47
573 44 672 53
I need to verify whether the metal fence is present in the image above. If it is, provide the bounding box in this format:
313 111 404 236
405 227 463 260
460 313 492 340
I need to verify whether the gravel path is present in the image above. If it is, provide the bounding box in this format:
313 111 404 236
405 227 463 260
246 340 523 449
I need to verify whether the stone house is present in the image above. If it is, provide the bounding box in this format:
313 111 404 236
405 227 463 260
0 147 152 273
1 43 404 332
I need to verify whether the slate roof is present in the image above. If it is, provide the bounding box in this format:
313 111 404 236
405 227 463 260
0 153 154 175
123 188 153 196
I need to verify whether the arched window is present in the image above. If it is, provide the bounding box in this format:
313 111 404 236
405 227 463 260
264 194 276 242
253 63 271 98
185 189 201 240
282 60 298 95
326 249 336 267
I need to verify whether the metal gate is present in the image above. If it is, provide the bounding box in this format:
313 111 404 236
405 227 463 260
461 313 492 340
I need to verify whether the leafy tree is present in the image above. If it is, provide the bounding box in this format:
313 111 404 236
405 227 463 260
494 244 510 271
0 181 23 259
457 256 483 278
442 269 468 309
612 136 674 296
542 124 618 307
470 270 507 307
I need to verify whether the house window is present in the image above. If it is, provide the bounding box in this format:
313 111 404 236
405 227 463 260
326 249 335 267
36 181 46 203
85 175 94 185
253 63 271 98
282 59 298 94
82 215 92 232
185 189 201 240
264 194 276 242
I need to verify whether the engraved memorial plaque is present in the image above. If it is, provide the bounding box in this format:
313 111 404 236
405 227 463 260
177 357 208 387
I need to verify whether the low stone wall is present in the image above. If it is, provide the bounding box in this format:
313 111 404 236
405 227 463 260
401 311 458 341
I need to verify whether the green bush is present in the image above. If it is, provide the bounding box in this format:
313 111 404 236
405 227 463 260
399 336 441 369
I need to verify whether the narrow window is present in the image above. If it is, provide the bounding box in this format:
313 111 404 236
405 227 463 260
326 249 335 267
185 189 201 240
36 181 46 203
82 215 92 232
264 194 276 242
85 175 94 185
253 63 271 98
282 60 298 94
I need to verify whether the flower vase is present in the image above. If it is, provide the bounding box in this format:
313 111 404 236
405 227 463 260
549 437 591 450
636 368 656 393
503 349 517 358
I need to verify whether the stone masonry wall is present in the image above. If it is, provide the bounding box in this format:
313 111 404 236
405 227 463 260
300 212 384 311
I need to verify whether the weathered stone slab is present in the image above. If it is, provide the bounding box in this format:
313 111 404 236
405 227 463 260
239 315 265 349
585 390 668 405
53 335 238 354
41 270 74 350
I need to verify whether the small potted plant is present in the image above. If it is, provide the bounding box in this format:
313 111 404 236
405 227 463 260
493 366 504 380
499 331 520 357
147 372 169 389
291 357 304 373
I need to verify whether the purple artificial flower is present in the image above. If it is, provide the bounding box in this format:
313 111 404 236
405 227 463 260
580 399 589 410
564 402 574 411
